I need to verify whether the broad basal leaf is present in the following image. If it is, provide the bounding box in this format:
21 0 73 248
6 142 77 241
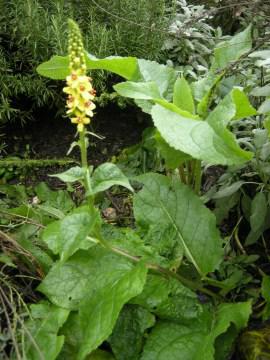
141 301 252 360
91 162 133 194
109 305 155 360
42 205 100 262
134 173 223 275
77 262 147 360
151 104 252 165
38 247 135 309
131 274 202 323
25 302 69 360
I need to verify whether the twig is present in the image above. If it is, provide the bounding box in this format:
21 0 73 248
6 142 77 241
0 289 22 360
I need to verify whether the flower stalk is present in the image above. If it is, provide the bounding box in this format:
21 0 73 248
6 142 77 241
64 19 96 206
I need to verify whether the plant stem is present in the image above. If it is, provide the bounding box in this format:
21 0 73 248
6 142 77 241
178 165 186 184
194 160 202 195
79 129 88 169
79 129 94 207
89 234 222 300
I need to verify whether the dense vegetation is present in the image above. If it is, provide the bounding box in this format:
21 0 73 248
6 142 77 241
1 1 270 359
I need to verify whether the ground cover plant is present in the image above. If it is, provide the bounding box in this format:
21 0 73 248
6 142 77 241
1 10 270 360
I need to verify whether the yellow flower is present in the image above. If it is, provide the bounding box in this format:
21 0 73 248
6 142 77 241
64 19 96 132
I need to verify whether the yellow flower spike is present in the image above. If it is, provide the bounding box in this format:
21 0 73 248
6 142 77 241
64 19 96 131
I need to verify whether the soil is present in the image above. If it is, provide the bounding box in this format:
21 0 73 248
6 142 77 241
3 104 149 186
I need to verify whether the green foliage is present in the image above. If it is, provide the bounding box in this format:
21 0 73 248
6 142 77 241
25 302 70 360
4 17 270 360
141 302 251 360
0 0 169 124
162 0 219 78
133 173 223 275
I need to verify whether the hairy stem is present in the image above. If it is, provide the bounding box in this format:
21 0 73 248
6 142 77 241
79 129 94 207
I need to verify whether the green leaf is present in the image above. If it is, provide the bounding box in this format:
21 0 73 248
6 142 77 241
212 181 245 199
0 253 16 268
114 81 197 119
173 77 195 114
134 173 223 275
25 302 69 360
250 192 267 233
249 50 270 59
51 166 85 183
37 54 139 80
36 55 69 79
101 224 167 266
231 88 257 119
42 206 100 262
151 104 252 165
131 274 202 323
35 182 74 213
259 98 270 114
137 59 177 99
206 90 255 159
92 163 133 194
262 276 270 320
109 305 155 360
251 85 270 97
155 132 190 169
86 54 139 80
141 302 251 360
114 81 161 100
77 262 147 360
212 26 252 71
38 247 136 310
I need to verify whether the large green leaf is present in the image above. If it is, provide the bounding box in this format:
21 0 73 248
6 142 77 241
42 205 100 262
86 54 139 80
131 274 202 323
91 163 133 194
36 55 69 79
151 104 252 165
109 305 155 360
38 247 135 309
77 262 147 360
101 224 169 268
137 59 177 100
114 81 161 100
141 301 252 360
37 54 139 80
114 81 198 119
211 25 252 71
133 173 223 275
173 77 195 114
25 302 69 360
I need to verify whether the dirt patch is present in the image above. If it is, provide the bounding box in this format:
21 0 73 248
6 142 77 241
3 104 149 186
